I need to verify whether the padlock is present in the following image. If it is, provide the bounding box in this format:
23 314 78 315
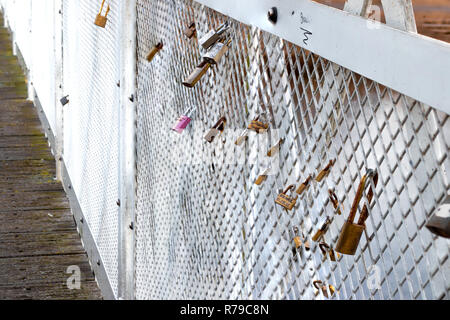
255 167 271 186
426 194 450 239
235 129 249 146
199 21 230 50
293 227 302 249
183 22 196 39
319 242 339 262
60 95 69 106
315 159 336 182
312 217 332 242
203 39 232 65
328 189 343 215
204 116 226 143
182 60 212 88
296 175 312 195
94 0 110 28
146 42 163 62
248 115 269 133
172 107 196 134
313 280 329 298
267 138 284 157
335 169 379 255
275 185 298 211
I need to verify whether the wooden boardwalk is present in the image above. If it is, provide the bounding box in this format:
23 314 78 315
0 15 102 299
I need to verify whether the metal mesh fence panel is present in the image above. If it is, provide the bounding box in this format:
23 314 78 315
62 0 121 296
135 0 449 300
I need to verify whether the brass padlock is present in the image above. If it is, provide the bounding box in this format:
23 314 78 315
267 139 284 157
235 129 249 146
203 39 232 65
204 116 226 143
319 242 339 262
315 159 336 182
94 0 110 28
426 194 450 239
248 115 269 133
328 189 343 215
312 217 332 242
255 167 271 186
293 227 310 251
296 175 312 195
183 22 196 39
182 60 212 88
275 185 298 211
335 169 379 255
146 42 163 62
199 21 230 50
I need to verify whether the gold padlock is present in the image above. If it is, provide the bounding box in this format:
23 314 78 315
255 167 271 186
94 0 110 28
203 39 232 65
146 42 163 62
296 175 312 195
293 227 310 251
328 189 343 215
267 138 284 157
335 169 379 255
275 185 298 211
312 217 332 242
248 115 269 133
204 116 226 143
183 22 196 39
182 60 212 88
315 159 336 182
235 129 249 146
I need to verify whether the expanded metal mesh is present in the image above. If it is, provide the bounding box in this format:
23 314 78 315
135 0 449 300
62 0 120 296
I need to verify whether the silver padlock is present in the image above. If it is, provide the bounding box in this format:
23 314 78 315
199 21 230 50
203 39 232 65
204 116 226 143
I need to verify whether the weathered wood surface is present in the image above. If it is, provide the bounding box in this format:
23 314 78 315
0 14 102 300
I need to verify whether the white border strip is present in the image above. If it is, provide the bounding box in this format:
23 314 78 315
196 0 450 114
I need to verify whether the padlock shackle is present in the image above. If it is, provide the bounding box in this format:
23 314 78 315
348 169 379 225
313 280 324 290
283 185 296 195
212 116 226 130
319 242 330 255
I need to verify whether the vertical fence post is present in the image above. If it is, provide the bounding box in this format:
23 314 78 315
54 0 64 180
380 0 417 32
118 0 137 300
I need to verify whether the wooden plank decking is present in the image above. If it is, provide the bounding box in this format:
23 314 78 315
0 15 102 300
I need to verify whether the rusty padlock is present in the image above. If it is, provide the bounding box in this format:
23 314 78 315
319 242 339 262
182 60 212 88
312 217 332 242
275 185 298 211
94 0 110 28
248 115 269 133
204 116 226 143
335 169 379 255
146 42 163 62
183 22 197 39
316 159 336 182
328 189 343 215
267 138 284 157
203 39 232 65
296 175 312 195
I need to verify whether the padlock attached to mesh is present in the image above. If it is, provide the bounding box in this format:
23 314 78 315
199 21 230 50
204 116 226 143
147 42 163 62
296 175 312 195
183 60 212 88
203 39 232 65
312 217 332 242
335 169 379 255
275 185 298 211
94 0 110 28
328 189 343 215
316 159 336 182
319 242 339 262
248 114 269 133
183 22 197 39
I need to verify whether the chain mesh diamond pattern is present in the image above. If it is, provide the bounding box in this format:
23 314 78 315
135 0 449 300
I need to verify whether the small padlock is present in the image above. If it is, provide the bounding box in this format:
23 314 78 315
183 22 197 39
426 194 450 239
312 217 332 242
267 138 284 157
203 39 232 65
235 129 249 146
94 0 110 28
275 185 298 211
182 60 212 88
328 189 343 215
293 227 302 249
255 167 271 186
315 159 336 182
172 107 196 134
204 116 226 143
296 175 312 195
146 42 163 62
248 115 269 133
335 169 379 255
199 21 230 50
60 95 69 106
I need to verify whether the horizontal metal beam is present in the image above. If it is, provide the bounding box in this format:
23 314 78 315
196 0 450 115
